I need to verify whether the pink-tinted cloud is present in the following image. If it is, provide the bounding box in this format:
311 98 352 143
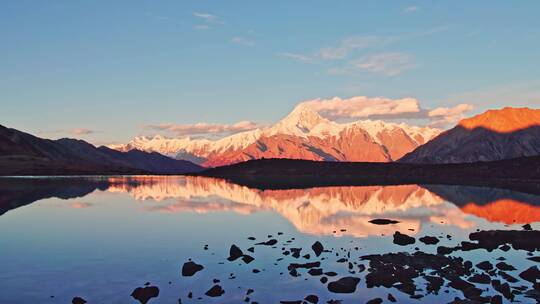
147 120 265 136
298 96 421 119
428 103 474 127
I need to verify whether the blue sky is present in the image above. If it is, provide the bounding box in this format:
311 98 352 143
1 1 539 144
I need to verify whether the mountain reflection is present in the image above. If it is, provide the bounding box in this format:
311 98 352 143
105 177 475 236
2 176 540 236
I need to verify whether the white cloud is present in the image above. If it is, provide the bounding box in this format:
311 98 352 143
147 121 264 136
403 6 420 13
231 36 255 47
350 52 416 76
297 95 474 128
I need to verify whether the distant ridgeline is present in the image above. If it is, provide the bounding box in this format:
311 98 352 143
0 124 203 175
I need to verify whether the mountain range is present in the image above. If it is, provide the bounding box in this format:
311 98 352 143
111 105 441 167
0 125 202 175
2 106 539 176
113 106 540 167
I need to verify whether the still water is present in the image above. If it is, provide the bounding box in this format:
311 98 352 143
1 176 539 303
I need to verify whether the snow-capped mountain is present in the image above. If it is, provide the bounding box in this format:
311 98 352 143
111 105 441 167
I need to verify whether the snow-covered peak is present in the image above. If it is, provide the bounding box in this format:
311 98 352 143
268 105 334 137
282 105 328 129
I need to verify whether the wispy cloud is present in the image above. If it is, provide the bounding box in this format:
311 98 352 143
193 12 223 30
350 52 416 76
444 80 540 108
315 27 448 61
146 121 265 136
279 26 448 77
231 36 255 47
318 36 387 60
278 52 313 63
403 6 420 13
193 12 219 23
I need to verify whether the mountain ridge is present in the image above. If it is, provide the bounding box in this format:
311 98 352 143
112 106 441 167
400 107 540 163
0 124 203 175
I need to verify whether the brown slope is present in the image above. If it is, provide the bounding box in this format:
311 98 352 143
400 107 540 164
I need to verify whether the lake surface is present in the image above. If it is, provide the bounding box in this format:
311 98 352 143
1 176 540 303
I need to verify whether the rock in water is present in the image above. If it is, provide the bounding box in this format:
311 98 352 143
369 219 400 225
327 277 360 293
72 297 87 304
519 266 540 283
205 285 225 297
181 261 204 276
419 236 439 245
393 231 415 246
131 286 160 304
256 239 278 246
312 241 324 257
228 244 243 261
304 294 319 303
